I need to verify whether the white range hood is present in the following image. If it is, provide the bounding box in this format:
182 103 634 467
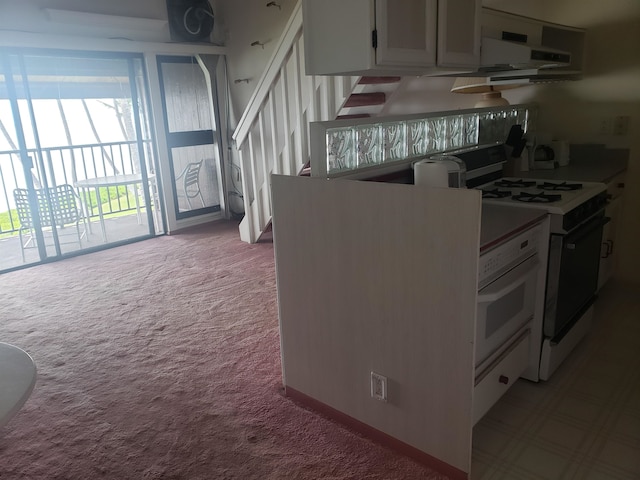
470 8 586 82
481 37 572 71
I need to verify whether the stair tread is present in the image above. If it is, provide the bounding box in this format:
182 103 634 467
359 76 402 85
337 114 372 119
344 92 386 108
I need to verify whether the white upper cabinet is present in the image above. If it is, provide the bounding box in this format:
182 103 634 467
302 0 480 76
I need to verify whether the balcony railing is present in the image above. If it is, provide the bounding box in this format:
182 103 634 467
0 140 155 237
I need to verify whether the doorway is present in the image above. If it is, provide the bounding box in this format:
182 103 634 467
0 49 163 273
156 55 224 221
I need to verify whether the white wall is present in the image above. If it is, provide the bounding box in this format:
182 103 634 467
0 0 231 45
0 0 171 42
214 0 297 120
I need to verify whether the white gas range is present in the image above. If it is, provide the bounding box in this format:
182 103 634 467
478 178 608 233
454 146 610 380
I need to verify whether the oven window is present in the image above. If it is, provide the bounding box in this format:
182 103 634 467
486 283 525 339
553 217 604 333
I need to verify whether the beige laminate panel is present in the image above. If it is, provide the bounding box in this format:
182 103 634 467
480 205 547 252
271 175 482 473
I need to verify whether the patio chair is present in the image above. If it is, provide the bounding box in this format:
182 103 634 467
13 184 86 261
176 159 205 209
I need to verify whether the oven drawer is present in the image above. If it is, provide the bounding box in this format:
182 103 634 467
473 329 530 425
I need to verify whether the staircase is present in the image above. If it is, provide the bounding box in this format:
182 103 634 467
298 75 402 177
337 76 402 119
232 2 402 243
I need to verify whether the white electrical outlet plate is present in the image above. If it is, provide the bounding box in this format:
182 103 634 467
371 371 387 402
614 115 630 136
599 117 614 135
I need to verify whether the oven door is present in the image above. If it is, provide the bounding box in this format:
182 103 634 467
544 211 608 338
476 254 539 366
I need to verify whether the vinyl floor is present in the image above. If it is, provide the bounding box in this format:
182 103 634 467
471 281 640 479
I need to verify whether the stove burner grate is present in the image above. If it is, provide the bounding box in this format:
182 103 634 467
482 188 512 199
495 179 537 188
512 191 563 203
537 181 583 191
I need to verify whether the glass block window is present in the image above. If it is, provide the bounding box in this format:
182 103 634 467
318 104 535 176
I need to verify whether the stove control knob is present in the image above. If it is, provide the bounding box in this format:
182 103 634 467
499 375 509 385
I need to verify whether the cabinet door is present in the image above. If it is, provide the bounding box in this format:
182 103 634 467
374 0 437 67
302 0 375 76
437 0 481 67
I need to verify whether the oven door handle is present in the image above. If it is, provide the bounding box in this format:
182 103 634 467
478 256 539 303
565 216 610 250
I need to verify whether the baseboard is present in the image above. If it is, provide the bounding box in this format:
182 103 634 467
285 386 469 480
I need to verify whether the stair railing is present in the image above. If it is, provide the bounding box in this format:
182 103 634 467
232 1 359 243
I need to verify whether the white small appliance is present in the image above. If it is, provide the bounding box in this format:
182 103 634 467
414 155 467 188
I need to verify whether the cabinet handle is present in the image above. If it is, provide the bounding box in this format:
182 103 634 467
601 241 611 258
608 239 614 255
499 375 509 385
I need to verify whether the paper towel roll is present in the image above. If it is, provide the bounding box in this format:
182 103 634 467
414 160 449 188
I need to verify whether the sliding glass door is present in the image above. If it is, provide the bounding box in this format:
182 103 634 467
0 49 163 273
0 51 44 271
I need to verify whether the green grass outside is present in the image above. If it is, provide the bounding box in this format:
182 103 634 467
0 210 20 238
0 186 141 239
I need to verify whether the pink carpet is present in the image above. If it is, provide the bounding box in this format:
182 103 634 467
0 220 449 479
